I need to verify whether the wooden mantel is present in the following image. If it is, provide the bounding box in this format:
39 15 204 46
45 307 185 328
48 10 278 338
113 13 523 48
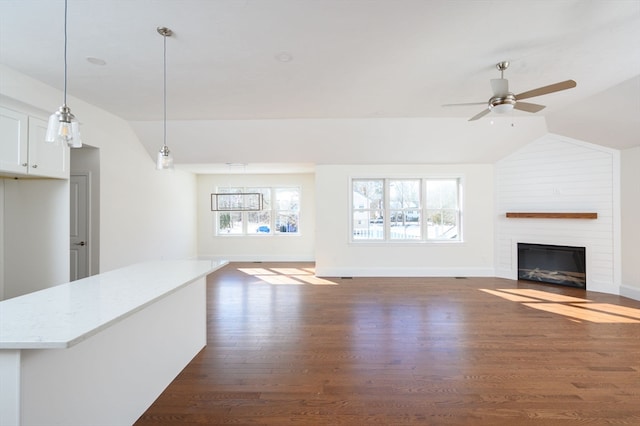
506 212 598 219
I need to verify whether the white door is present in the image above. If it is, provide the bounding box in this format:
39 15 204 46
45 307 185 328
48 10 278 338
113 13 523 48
70 174 89 281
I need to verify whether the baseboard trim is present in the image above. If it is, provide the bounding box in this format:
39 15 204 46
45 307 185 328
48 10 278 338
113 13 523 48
314 267 495 278
620 284 640 302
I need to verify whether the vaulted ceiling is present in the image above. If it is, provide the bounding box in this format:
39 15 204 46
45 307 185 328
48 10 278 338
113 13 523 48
1 0 639 172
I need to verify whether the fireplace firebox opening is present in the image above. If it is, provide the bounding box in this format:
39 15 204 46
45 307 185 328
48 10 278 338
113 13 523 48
517 243 586 289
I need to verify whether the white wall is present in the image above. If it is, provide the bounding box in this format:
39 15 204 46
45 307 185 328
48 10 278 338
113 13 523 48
2 179 70 299
0 180 4 299
197 173 315 261
96 133 198 271
620 146 640 300
314 164 495 277
495 133 620 295
0 65 198 277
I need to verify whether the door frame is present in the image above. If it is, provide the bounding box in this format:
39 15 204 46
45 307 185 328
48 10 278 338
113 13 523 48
70 172 91 280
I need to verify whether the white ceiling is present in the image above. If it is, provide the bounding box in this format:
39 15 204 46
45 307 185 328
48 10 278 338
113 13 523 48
1 0 639 172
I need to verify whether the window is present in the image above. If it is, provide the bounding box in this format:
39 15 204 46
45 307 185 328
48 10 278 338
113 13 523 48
351 178 461 242
426 180 460 240
389 179 421 240
216 187 300 236
274 188 300 233
352 180 384 240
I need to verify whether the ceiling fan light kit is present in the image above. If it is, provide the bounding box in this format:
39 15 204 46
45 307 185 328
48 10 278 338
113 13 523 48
489 94 516 113
444 60 577 121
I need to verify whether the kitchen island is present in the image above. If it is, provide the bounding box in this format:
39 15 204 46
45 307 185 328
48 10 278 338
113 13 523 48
0 259 227 426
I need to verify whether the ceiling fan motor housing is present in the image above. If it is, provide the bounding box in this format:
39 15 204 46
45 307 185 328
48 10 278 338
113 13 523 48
443 60 576 121
489 93 516 113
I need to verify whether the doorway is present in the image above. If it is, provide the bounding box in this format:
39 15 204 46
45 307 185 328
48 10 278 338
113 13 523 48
70 146 100 280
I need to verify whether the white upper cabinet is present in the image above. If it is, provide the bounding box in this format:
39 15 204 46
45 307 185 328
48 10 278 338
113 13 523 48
0 106 28 174
0 106 69 179
27 116 69 178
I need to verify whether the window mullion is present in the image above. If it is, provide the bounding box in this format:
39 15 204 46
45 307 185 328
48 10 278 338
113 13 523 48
420 178 425 241
270 199 275 234
384 179 390 241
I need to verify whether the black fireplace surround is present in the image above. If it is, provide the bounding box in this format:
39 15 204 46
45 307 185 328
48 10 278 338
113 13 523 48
517 243 586 289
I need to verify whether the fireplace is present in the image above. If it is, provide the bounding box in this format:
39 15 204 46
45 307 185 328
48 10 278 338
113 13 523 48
517 243 586 289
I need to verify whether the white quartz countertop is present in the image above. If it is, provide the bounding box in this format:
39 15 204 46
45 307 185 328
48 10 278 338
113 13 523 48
0 259 227 349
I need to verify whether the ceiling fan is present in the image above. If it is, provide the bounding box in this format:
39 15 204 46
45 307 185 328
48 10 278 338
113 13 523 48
444 61 577 121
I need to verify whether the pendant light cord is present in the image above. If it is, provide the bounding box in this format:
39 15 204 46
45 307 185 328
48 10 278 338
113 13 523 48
63 0 68 106
163 32 167 149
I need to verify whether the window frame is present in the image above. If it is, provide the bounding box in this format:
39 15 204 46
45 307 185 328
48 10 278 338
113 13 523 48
215 186 301 236
350 176 463 243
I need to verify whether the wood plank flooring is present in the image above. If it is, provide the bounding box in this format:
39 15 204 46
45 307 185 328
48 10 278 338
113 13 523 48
135 262 640 425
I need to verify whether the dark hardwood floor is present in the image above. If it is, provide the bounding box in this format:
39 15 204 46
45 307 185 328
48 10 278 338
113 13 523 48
135 262 640 425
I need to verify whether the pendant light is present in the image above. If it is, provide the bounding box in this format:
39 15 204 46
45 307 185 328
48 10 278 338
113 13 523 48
45 0 82 148
156 26 174 170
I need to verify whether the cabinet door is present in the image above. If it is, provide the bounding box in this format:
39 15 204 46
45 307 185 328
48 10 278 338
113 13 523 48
0 106 29 174
28 116 69 179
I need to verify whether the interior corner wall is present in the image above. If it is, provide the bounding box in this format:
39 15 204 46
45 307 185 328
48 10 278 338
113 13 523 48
0 65 198 274
620 146 640 300
71 98 198 272
314 164 495 277
495 133 620 295
0 180 4 300
197 173 315 261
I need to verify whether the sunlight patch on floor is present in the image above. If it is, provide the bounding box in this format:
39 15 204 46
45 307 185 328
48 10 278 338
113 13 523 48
498 289 590 303
256 274 306 285
291 275 338 285
237 267 339 286
571 303 640 320
270 268 311 275
524 303 639 323
479 289 539 302
481 288 639 324
237 268 276 275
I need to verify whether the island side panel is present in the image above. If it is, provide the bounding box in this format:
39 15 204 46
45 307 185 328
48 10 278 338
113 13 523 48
19 277 207 426
0 350 21 426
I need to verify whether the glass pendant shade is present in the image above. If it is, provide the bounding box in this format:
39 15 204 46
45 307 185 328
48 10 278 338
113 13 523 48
156 145 174 170
46 105 82 148
46 0 82 148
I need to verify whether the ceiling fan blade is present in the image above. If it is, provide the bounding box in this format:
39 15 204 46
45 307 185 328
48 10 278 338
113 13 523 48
468 108 491 121
442 102 487 107
514 101 546 113
491 78 509 96
515 80 577 100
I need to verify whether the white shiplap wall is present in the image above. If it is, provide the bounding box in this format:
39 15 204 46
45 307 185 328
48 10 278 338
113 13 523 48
495 133 620 295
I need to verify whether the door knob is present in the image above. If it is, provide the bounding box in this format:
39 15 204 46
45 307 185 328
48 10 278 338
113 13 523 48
75 241 86 246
